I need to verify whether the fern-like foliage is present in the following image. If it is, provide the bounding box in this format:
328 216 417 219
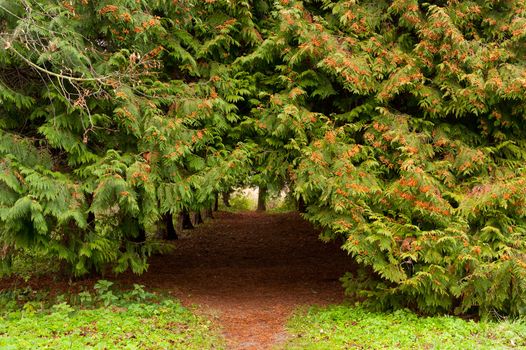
2 0 526 318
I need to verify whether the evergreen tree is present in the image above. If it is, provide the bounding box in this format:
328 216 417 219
233 0 526 317
1 0 526 317
0 0 255 276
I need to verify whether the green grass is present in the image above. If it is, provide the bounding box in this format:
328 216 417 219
285 305 526 350
223 194 256 211
0 282 224 350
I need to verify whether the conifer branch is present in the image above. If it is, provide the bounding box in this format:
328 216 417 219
1 37 108 83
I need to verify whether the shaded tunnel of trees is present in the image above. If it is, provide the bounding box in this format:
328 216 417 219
1 0 526 317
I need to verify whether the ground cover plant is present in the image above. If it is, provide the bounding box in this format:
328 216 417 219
285 304 526 350
0 281 224 349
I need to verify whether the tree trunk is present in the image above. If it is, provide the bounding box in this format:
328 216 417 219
180 210 194 230
214 193 219 211
137 227 146 242
163 213 178 240
193 211 203 225
222 191 231 207
257 186 267 212
130 226 146 243
86 194 95 228
203 206 214 219
298 196 307 213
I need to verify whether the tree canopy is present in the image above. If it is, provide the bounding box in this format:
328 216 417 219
1 0 526 317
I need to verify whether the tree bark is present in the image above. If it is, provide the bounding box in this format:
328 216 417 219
298 196 307 213
257 186 267 212
137 227 146 242
193 211 203 225
163 213 178 240
130 225 146 243
203 206 214 219
213 193 219 211
222 191 231 207
180 209 194 230
86 194 95 228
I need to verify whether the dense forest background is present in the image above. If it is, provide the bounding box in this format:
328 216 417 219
1 0 526 317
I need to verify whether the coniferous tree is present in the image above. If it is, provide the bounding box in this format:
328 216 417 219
1 0 526 317
238 0 526 317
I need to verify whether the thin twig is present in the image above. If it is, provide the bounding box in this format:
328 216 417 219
1 38 109 83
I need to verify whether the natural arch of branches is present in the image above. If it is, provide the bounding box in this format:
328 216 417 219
1 0 526 318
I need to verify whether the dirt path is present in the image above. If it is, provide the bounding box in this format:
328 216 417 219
119 211 354 349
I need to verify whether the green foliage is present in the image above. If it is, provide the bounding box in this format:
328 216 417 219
0 250 58 282
249 0 526 317
2 0 526 317
226 195 255 212
267 190 296 213
0 282 224 349
220 190 257 212
267 201 296 213
0 0 255 276
285 305 526 349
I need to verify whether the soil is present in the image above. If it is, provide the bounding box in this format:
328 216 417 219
1 211 355 349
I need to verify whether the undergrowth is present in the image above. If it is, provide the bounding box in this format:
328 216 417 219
285 304 526 349
0 280 224 349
